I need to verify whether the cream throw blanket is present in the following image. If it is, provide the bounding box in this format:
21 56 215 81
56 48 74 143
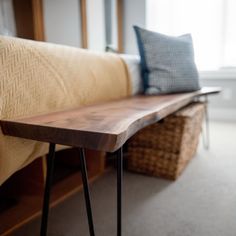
0 36 131 185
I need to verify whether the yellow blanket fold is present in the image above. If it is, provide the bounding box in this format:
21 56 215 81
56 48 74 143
0 36 131 185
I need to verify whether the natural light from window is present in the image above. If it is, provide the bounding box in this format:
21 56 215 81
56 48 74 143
146 0 236 71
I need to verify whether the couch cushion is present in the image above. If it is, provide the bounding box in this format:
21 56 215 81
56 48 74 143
133 26 200 95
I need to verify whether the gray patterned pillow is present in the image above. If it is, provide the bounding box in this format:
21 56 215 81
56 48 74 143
134 26 200 94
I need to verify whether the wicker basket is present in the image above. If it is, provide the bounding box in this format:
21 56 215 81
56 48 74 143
127 102 205 180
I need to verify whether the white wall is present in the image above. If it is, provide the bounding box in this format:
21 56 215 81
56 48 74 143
111 0 118 48
43 0 81 47
44 0 106 51
87 0 106 51
200 76 236 122
0 0 16 36
43 0 145 53
123 0 146 54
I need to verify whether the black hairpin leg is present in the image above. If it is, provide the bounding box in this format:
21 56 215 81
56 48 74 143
40 143 56 236
79 148 95 236
117 146 123 236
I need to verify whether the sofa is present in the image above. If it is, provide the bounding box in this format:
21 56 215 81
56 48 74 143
0 36 141 185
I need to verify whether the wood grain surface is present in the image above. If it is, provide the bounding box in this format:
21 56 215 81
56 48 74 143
0 87 221 152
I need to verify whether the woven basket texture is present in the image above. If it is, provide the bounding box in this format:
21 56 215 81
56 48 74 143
127 102 205 180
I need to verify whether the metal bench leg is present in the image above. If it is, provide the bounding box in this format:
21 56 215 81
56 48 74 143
202 95 210 150
40 143 56 236
117 147 123 236
79 148 95 236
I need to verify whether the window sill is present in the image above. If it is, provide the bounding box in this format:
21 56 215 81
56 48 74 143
199 69 236 80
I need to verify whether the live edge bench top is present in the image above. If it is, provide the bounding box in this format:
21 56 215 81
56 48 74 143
0 87 220 152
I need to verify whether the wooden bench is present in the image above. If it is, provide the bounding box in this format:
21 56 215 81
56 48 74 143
0 87 221 236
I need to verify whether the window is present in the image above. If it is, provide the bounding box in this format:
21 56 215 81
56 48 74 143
0 0 16 37
146 0 236 71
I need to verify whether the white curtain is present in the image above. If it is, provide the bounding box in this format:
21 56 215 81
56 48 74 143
146 0 236 71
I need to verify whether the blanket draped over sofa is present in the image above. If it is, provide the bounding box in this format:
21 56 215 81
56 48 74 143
0 36 131 185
